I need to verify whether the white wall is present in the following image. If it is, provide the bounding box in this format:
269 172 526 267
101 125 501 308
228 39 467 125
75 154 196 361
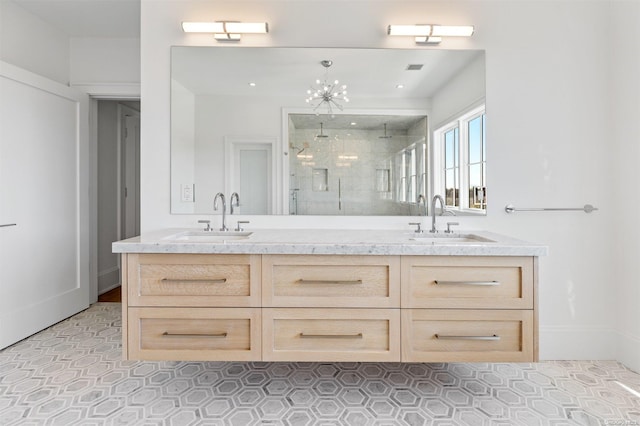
0 0 70 84
70 37 141 86
171 79 196 213
431 53 486 128
141 0 624 363
611 1 640 372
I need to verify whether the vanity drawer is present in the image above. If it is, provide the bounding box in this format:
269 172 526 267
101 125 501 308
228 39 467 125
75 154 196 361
262 255 400 308
262 308 400 362
127 254 261 307
401 309 534 362
128 307 261 361
401 256 534 309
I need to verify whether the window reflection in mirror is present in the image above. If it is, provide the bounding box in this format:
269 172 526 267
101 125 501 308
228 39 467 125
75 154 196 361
433 104 487 213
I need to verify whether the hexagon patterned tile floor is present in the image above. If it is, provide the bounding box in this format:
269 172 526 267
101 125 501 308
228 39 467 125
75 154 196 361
0 303 639 425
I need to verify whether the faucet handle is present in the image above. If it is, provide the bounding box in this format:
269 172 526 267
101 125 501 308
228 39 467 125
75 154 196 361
235 221 250 232
198 220 211 231
445 222 459 234
409 222 423 233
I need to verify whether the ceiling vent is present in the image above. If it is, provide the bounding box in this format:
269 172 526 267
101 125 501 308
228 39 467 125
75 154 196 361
406 64 424 71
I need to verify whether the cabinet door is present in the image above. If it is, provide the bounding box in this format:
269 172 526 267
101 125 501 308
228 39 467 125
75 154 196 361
402 309 534 362
127 253 261 307
263 308 400 362
0 65 89 349
128 307 262 361
401 256 534 309
263 255 400 308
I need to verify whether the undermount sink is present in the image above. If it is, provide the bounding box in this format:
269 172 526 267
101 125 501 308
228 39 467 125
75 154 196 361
405 233 496 244
164 230 253 243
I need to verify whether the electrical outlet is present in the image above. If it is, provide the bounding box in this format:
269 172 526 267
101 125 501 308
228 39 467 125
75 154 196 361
181 184 194 202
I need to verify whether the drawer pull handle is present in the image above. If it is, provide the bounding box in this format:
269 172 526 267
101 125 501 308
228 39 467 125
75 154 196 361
434 280 500 286
300 333 363 339
162 332 228 338
161 278 227 284
435 334 501 341
297 279 363 285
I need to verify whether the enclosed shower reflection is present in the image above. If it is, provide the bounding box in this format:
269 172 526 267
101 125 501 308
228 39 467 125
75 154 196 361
288 114 428 216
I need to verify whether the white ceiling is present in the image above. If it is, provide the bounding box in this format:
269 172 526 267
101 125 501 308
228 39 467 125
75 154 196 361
172 47 484 99
12 0 140 38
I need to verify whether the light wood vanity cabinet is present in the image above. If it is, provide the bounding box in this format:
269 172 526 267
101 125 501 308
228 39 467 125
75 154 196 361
262 255 401 362
127 253 261 307
262 255 400 308
263 308 400 362
401 256 537 362
122 254 262 361
120 253 537 363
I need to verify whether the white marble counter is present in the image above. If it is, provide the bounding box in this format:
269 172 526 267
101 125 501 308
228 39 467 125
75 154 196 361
112 229 547 256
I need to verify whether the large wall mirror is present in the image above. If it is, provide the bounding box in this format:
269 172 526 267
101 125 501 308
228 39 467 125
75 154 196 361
171 47 486 216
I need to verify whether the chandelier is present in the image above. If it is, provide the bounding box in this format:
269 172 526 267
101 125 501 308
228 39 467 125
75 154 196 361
305 60 349 115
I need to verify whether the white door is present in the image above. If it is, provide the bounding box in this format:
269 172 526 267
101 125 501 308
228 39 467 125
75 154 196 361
122 113 140 238
0 63 89 349
238 148 270 214
225 137 276 215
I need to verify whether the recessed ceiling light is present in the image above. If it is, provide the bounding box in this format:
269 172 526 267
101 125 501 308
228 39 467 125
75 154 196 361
248 82 256 87
396 84 404 89
350 122 357 126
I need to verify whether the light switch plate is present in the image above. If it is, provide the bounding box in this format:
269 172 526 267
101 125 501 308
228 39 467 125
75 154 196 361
181 184 194 202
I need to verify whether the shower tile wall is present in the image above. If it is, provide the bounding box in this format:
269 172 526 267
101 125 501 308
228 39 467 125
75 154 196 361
290 127 422 216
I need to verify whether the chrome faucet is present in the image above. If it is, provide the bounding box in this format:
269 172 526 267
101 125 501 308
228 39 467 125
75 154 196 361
430 195 446 233
417 194 427 217
230 192 240 215
213 192 228 231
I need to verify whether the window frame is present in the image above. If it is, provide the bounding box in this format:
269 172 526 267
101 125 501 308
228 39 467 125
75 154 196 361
433 103 486 214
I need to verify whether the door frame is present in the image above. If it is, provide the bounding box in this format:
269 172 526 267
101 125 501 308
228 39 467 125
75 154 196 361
224 136 278 215
86 85 140 303
119 105 141 240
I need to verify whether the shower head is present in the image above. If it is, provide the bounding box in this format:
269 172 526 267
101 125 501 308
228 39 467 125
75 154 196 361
316 122 329 138
291 141 310 155
379 123 392 139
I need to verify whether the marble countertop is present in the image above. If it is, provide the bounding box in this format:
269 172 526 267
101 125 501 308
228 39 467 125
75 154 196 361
112 228 547 256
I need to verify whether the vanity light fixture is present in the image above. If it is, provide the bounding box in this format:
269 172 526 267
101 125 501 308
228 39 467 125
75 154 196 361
182 21 269 41
387 24 474 44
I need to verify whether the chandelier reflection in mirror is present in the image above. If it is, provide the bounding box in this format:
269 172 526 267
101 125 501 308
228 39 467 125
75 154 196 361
305 60 349 115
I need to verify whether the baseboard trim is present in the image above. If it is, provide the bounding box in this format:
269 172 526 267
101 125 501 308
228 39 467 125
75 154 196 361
98 282 121 296
98 265 119 278
540 325 617 360
0 289 89 349
616 330 640 373
98 266 120 295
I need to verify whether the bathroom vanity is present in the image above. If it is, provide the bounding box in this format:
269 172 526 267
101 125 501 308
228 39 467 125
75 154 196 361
112 229 545 363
